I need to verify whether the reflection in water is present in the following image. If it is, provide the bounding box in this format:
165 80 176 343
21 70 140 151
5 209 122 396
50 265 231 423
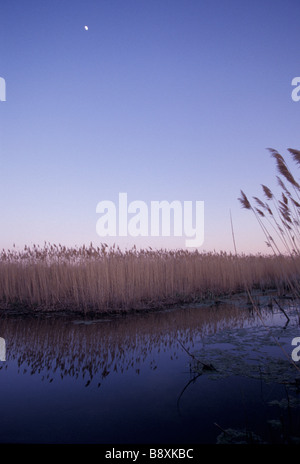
0 304 258 386
1 301 297 444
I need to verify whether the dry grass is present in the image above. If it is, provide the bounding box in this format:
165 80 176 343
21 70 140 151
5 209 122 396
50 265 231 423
239 148 300 257
238 148 300 298
239 148 300 298
0 242 299 314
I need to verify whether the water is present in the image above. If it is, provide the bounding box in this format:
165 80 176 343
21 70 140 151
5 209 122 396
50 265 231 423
0 297 300 444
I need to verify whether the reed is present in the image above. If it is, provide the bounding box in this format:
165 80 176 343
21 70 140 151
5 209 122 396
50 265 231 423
238 147 300 297
239 148 300 255
0 242 299 314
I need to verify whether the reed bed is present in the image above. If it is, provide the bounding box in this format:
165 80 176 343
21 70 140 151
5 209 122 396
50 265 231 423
2 148 300 315
0 242 299 314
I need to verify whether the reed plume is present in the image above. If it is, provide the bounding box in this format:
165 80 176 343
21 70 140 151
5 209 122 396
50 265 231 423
239 147 300 295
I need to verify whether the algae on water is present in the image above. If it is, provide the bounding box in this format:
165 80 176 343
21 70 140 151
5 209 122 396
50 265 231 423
190 311 300 387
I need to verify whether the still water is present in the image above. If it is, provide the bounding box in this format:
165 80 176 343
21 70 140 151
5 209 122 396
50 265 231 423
0 297 300 444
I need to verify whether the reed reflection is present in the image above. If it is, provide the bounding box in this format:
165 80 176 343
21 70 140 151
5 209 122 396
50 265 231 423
0 303 262 386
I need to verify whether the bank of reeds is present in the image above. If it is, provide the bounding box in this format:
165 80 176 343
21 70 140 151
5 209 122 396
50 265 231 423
2 148 300 315
0 243 299 314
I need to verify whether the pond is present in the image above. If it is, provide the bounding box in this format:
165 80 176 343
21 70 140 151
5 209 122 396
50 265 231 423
0 293 300 445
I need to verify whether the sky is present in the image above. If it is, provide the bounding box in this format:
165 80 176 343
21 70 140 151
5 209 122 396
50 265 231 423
0 0 300 255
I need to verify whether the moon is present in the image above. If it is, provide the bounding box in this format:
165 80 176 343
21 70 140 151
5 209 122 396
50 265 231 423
84 25 88 31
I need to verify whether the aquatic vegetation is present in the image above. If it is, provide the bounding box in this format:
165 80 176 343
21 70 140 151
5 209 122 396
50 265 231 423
188 305 300 383
0 242 299 314
216 427 267 444
177 305 300 445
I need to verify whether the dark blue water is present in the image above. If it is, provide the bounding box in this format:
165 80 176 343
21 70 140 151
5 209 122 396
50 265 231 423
0 298 299 444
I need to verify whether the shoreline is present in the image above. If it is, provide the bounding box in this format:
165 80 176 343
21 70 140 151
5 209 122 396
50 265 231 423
1 245 299 321
0 287 291 320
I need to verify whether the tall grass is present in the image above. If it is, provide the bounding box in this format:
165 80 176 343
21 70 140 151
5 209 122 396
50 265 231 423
238 147 300 298
0 242 299 314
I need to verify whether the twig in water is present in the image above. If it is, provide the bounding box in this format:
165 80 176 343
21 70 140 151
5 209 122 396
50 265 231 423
176 372 202 415
177 339 216 371
273 297 290 323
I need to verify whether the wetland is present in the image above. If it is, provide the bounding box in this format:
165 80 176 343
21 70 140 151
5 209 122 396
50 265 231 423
0 292 299 444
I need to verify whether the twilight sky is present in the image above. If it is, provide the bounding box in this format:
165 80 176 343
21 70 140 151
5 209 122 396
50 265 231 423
1 0 300 254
